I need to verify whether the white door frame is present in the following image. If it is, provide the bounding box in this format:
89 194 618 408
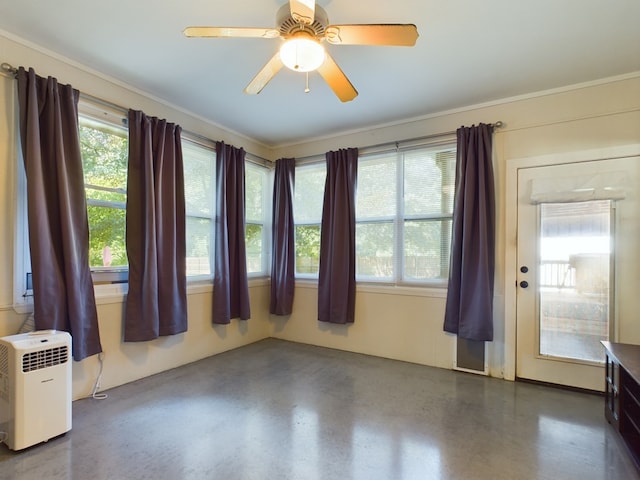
503 144 640 381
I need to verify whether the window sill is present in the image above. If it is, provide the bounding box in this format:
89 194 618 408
94 283 128 305
294 279 447 298
10 301 33 315
10 278 445 313
357 283 447 298
92 276 271 306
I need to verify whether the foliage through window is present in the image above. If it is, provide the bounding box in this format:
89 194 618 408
245 161 271 276
294 162 326 276
80 116 128 280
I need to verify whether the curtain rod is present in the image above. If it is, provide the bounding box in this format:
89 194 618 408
294 121 504 164
2 62 504 163
2 61 271 165
366 121 504 151
80 91 271 166
1 62 18 77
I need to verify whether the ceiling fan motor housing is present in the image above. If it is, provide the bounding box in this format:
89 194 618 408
277 3 328 39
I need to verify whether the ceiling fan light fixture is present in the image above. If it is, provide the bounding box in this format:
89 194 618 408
279 36 325 72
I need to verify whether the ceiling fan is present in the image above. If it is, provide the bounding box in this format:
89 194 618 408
183 0 418 102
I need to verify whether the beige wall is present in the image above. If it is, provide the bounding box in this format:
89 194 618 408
270 284 454 369
71 284 271 401
1 33 639 399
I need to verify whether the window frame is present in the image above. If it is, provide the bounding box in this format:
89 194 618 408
13 133 32 311
356 143 457 287
355 152 400 284
293 160 326 279
13 101 132 309
244 158 273 278
182 136 216 282
400 145 456 285
79 112 130 286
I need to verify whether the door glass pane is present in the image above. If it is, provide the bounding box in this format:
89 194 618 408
538 200 612 363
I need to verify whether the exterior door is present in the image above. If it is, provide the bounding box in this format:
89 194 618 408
516 157 639 391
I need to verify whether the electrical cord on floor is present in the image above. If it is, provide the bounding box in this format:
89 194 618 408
89 352 108 400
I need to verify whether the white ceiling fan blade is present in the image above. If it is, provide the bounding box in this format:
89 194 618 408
183 27 280 39
244 53 285 95
325 24 419 46
289 0 315 25
317 52 358 103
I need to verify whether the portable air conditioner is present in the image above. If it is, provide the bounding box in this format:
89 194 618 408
0 330 72 450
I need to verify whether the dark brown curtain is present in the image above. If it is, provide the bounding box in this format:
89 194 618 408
318 148 358 324
125 109 187 341
213 142 250 324
444 123 495 341
270 158 295 315
17 67 102 361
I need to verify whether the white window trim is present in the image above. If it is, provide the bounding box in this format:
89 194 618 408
80 109 129 288
13 101 130 311
182 137 216 281
293 161 326 279
13 139 32 314
245 160 273 278
355 144 456 287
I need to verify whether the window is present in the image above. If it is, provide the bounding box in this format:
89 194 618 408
356 154 397 280
14 95 272 302
80 116 128 284
402 147 456 282
182 147 271 279
82 119 220 282
14 109 130 306
182 139 215 278
245 160 272 276
356 145 456 285
294 162 326 277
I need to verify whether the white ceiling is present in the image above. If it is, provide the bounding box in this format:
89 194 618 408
1 0 639 148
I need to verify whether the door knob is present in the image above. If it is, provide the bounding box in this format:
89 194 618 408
520 266 529 273
520 281 529 288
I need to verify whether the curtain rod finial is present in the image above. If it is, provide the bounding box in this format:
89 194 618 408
1 62 18 75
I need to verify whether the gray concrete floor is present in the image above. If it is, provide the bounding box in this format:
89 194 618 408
0 339 637 479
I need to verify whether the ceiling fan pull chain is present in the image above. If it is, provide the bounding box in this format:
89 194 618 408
305 72 311 93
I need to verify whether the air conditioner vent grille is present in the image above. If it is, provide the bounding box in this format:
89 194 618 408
22 346 69 372
0 344 8 402
0 344 8 376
